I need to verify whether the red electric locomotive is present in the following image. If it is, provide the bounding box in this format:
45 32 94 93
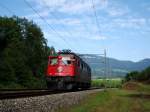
46 50 91 90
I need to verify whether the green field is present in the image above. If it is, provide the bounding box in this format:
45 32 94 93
60 82 150 112
92 78 122 88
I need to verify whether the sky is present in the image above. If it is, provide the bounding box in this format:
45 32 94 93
0 0 150 62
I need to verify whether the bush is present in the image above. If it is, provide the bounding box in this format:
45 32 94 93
125 66 150 82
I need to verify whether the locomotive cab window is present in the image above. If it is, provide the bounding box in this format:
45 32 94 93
49 58 58 65
62 57 72 65
67 60 71 65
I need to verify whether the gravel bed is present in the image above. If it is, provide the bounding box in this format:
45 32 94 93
0 89 102 112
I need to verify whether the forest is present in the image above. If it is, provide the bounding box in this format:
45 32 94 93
0 16 55 89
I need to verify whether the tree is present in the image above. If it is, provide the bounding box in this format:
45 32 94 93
0 16 52 88
139 67 150 81
125 71 139 81
125 66 150 82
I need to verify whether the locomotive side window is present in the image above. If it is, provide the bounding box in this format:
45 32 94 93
81 63 83 69
77 60 80 67
83 64 86 70
50 58 58 65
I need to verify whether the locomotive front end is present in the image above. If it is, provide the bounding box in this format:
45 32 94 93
46 54 76 90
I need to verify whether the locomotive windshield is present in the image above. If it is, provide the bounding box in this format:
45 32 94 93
61 57 72 65
49 58 58 65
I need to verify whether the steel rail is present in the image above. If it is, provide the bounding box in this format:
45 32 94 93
0 87 102 100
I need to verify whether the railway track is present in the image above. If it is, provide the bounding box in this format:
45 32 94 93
0 89 66 100
0 87 102 100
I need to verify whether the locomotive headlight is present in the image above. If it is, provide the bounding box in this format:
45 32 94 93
57 67 63 73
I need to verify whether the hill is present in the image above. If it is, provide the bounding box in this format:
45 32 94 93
80 54 150 78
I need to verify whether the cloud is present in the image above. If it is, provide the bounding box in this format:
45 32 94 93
24 0 136 41
58 1 91 14
28 0 111 15
101 1 130 17
96 17 148 32
92 35 108 40
25 0 130 28
112 18 146 28
106 6 129 16
46 18 81 26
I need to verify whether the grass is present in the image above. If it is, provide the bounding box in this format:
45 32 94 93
92 78 122 88
60 83 150 112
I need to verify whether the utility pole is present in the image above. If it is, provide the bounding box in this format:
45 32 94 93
104 49 107 80
107 57 112 88
104 49 107 90
99 49 107 90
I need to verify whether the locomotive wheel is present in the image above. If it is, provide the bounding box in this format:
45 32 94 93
66 83 73 90
47 82 57 90
57 80 65 90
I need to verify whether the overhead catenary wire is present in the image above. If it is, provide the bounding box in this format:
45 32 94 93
42 0 75 38
91 0 101 35
90 0 108 82
80 0 93 32
23 0 76 52
42 0 83 51
0 2 61 48
0 3 15 15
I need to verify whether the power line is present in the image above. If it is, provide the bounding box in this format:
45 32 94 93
81 0 93 32
42 0 84 52
0 2 60 47
23 0 76 51
42 0 74 38
91 0 101 35
0 3 15 15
